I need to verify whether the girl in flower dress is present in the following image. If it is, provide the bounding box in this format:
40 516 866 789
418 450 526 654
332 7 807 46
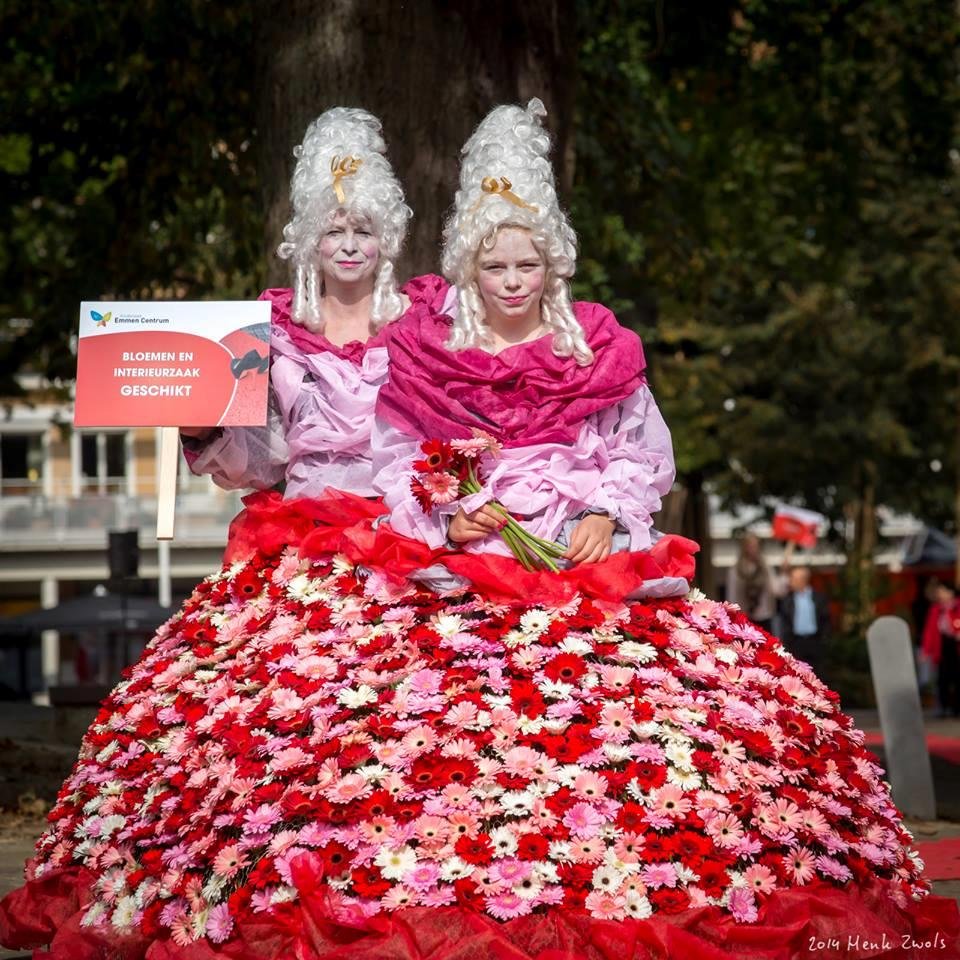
0 109 447 957
349 100 959 959
180 106 449 547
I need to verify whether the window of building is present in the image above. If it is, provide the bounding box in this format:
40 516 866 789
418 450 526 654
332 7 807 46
79 432 128 494
0 433 44 495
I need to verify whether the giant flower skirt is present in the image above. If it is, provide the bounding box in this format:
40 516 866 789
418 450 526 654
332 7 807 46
1 493 957 959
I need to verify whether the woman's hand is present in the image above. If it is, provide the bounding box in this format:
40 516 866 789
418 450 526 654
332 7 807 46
564 514 616 565
448 504 506 543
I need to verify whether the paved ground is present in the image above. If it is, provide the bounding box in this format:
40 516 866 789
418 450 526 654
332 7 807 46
0 706 956 957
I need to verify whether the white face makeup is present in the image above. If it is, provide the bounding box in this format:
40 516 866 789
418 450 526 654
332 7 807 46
318 211 381 288
475 227 546 338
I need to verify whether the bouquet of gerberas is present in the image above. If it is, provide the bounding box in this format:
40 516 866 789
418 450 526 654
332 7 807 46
411 430 567 571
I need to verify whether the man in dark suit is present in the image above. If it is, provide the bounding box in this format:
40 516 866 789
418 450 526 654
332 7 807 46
778 566 831 673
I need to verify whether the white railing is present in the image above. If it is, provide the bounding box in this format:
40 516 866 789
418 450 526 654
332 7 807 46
0 490 243 546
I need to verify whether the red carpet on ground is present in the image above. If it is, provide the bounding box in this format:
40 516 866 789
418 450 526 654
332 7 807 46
861 731 960 765
914 838 960 881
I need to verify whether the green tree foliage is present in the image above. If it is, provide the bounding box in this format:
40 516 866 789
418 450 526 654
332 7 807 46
0 0 260 392
573 0 960 608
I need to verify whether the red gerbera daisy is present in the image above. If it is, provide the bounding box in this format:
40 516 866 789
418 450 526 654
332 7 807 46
455 833 494 865
413 439 454 472
543 653 587 684
230 567 262 600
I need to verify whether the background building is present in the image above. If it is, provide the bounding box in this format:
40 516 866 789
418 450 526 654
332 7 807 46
0 378 241 698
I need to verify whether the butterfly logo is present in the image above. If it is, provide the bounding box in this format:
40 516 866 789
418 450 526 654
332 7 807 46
91 310 112 327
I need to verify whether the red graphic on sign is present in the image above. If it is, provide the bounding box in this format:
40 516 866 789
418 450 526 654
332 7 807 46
221 327 271 426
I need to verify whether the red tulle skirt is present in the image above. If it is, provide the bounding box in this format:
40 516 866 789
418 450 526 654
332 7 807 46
3 862 958 959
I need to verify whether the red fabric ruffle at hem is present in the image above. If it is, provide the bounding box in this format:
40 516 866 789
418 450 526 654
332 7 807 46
3 864 957 960
228 489 699 605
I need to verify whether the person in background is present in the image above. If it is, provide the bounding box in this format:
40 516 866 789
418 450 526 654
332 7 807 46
725 532 778 632
778 563 831 673
913 576 941 702
913 576 940 646
922 581 960 717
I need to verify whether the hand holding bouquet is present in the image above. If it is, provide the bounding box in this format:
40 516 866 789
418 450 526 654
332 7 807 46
411 431 567 571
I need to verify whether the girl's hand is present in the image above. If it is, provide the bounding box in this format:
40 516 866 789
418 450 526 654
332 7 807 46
564 514 616 564
448 505 506 543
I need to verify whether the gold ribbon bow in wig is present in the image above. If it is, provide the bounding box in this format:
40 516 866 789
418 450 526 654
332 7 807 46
330 155 363 204
470 176 539 214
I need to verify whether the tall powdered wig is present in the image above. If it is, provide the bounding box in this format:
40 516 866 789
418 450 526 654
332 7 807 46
277 108 412 332
441 98 591 364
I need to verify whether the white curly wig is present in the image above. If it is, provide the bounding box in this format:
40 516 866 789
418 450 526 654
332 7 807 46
441 98 591 364
276 108 412 332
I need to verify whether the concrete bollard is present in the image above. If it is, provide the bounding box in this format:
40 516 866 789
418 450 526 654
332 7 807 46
865 616 936 820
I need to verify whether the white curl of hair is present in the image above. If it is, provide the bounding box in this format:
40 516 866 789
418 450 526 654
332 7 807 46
276 107 412 332
441 98 592 365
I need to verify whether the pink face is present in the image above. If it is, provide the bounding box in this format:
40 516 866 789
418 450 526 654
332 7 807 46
318 211 380 287
475 227 546 331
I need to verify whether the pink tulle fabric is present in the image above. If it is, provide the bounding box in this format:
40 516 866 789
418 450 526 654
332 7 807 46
185 276 450 498
376 301 646 448
373 384 676 554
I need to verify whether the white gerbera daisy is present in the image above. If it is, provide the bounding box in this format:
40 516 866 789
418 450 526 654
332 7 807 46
617 641 657 664
520 609 551 634
110 895 138 931
375 846 418 880
431 613 464 638
337 684 378 708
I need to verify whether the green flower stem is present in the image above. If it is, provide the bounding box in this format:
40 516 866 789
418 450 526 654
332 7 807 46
462 466 565 553
499 524 534 571
520 537 561 572
460 462 565 572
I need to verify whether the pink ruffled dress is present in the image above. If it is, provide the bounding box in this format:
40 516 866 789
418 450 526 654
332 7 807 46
183 275 453 500
372 302 680 595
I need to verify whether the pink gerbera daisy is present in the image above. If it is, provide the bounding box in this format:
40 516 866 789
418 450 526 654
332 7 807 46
649 784 692 819
585 890 627 920
728 885 758 923
640 862 677 890
743 863 777 896
573 771 608 801
205 903 234 943
613 832 645 864
815 855 853 883
212 844 248 880
420 472 460 505
243 803 282 835
486 891 532 920
705 813 744 849
404 861 441 891
563 802 606 838
783 847 816 884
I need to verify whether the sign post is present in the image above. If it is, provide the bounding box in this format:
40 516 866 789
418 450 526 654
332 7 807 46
156 427 180 540
75 300 271 541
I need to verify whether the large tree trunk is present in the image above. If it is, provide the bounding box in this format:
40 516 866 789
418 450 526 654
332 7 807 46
256 0 576 285
657 473 715 595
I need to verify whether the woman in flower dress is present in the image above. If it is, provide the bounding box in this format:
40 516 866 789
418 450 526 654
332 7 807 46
0 108 448 957
181 106 449 548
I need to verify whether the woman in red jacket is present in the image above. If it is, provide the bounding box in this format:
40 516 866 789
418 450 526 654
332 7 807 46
922 581 960 717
